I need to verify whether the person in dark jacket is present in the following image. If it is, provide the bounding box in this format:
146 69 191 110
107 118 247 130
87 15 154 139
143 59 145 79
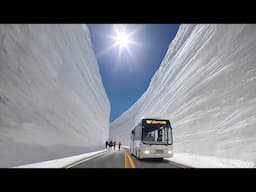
109 140 113 150
113 141 116 150
118 141 121 151
105 140 108 149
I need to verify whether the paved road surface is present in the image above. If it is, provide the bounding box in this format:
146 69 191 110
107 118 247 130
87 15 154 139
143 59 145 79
71 148 188 168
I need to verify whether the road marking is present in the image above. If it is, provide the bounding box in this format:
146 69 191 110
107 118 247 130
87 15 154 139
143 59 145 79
124 150 136 168
124 150 128 168
66 151 107 168
126 152 136 168
166 160 191 168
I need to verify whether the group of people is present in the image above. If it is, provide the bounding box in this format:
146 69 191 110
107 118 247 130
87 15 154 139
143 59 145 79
105 140 121 151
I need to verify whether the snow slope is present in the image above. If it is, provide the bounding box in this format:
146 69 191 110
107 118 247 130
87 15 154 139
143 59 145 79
110 24 256 166
0 24 110 167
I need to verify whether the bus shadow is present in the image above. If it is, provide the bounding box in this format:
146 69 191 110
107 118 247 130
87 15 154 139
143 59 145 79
137 158 165 162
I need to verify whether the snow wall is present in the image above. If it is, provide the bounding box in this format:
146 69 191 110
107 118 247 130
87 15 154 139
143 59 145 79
0 24 110 167
110 24 256 163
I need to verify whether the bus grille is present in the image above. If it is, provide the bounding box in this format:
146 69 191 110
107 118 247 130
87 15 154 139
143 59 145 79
154 149 164 153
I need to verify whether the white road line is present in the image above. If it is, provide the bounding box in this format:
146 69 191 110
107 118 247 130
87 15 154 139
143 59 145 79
166 159 191 168
65 151 108 168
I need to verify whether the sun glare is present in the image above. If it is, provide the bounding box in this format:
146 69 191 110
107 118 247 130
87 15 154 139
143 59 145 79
113 24 132 50
115 33 129 48
97 24 141 63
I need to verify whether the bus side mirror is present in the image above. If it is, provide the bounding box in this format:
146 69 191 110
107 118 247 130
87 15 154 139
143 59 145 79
131 130 134 134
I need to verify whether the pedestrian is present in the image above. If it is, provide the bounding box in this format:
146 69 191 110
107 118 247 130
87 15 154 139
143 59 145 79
118 141 121 151
113 140 116 150
105 140 108 149
109 140 113 150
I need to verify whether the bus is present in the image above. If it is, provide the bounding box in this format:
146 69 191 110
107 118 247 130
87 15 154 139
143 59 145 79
130 118 173 159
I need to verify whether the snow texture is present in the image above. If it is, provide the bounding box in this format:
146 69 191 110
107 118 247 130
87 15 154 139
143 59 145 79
0 24 110 167
14 149 107 168
110 24 256 167
167 153 254 168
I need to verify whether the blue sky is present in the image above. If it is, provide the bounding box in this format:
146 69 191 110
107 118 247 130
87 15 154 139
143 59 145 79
88 24 180 122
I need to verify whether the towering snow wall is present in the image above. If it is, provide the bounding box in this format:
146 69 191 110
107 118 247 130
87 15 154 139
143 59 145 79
0 24 110 167
110 24 256 163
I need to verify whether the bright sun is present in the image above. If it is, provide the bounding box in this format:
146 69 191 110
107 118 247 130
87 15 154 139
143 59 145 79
113 24 132 50
115 33 129 48
97 24 141 61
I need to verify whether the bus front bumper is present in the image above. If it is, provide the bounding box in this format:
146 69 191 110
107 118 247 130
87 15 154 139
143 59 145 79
140 150 173 159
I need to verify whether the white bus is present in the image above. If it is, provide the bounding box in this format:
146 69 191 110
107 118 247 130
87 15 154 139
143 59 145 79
130 118 173 159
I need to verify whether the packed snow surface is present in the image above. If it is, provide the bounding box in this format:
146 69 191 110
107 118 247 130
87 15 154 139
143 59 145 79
167 153 254 168
14 149 107 168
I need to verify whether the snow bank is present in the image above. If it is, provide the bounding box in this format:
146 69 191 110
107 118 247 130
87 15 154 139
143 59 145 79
14 149 107 168
110 24 256 166
0 24 110 167
168 153 254 168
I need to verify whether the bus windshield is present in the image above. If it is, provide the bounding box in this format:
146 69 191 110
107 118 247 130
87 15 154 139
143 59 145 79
142 119 172 145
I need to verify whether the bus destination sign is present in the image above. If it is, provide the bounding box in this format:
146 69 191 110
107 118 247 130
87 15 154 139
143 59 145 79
146 120 167 124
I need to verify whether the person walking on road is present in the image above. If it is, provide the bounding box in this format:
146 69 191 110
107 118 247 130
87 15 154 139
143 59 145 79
113 141 116 150
109 140 113 150
118 141 121 151
105 140 108 149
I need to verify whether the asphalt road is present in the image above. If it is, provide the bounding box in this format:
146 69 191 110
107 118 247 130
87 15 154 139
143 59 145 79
71 148 187 168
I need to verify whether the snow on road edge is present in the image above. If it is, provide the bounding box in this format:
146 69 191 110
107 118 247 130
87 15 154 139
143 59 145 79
167 153 255 168
13 149 107 168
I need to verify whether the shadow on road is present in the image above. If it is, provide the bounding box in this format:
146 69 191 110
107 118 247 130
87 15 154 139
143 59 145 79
137 158 165 162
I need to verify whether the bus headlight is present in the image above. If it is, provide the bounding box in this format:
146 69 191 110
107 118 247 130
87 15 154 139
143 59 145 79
143 150 150 154
167 150 173 154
